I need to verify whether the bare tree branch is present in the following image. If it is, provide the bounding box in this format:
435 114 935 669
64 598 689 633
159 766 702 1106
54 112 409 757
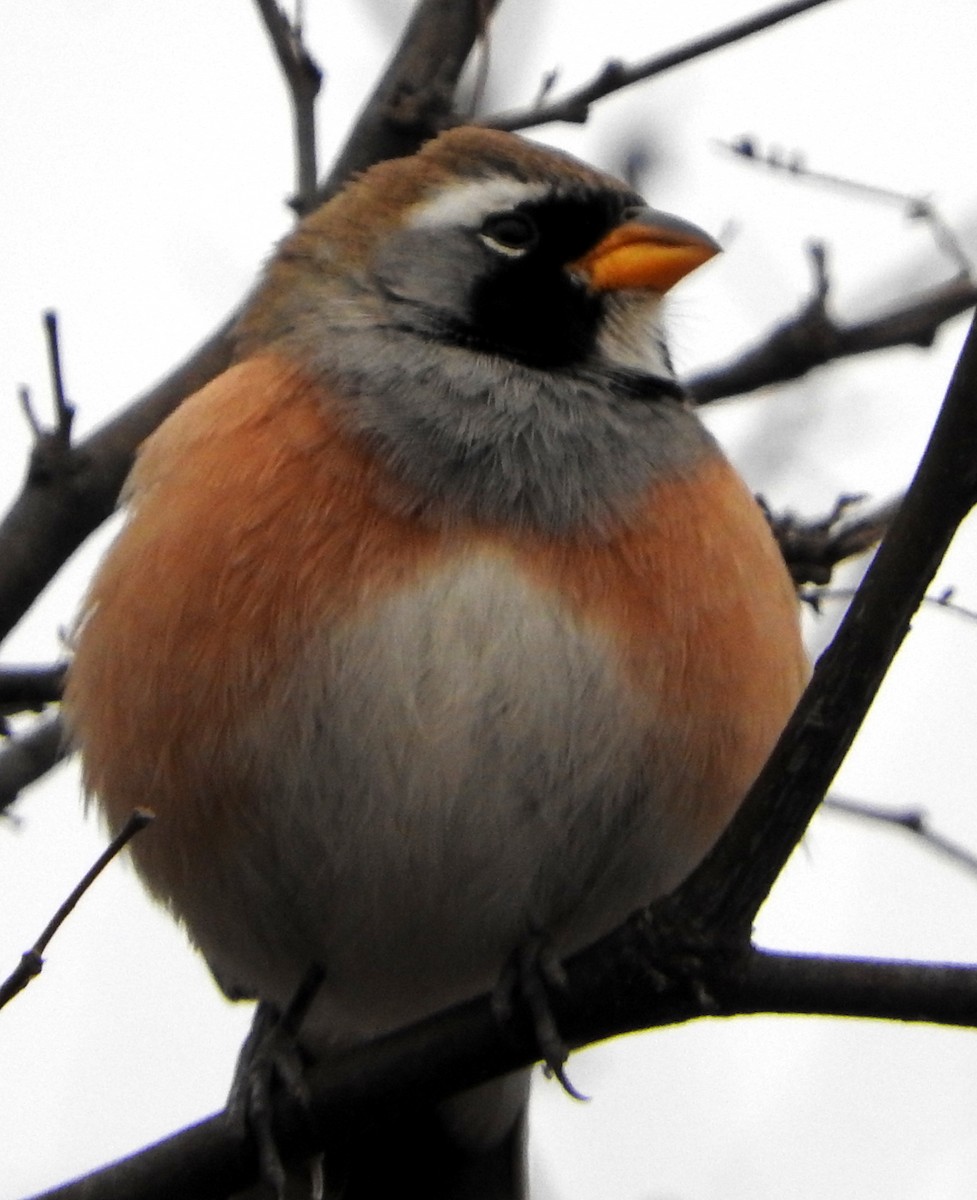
765 493 901 586
0 808 153 1012
43 311 75 445
802 583 977 623
29 941 977 1200
0 0 496 649
0 662 67 715
0 321 235 647
717 137 974 276
824 795 977 879
728 948 977 1025
316 0 501 204
485 0 842 132
253 0 324 214
0 714 68 815
686 246 977 403
670 307 977 936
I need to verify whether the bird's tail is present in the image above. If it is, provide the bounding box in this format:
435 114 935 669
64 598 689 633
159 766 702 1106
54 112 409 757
327 1090 527 1199
237 1072 530 1200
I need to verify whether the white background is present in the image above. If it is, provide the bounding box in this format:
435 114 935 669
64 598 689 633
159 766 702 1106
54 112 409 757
3 3 977 1197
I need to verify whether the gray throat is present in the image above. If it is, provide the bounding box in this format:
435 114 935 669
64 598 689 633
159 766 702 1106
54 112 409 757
303 324 716 535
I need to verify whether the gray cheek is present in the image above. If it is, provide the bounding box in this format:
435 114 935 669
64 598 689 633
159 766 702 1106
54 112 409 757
371 227 485 323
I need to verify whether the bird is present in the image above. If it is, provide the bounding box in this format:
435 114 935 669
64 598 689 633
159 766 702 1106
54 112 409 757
64 126 808 1198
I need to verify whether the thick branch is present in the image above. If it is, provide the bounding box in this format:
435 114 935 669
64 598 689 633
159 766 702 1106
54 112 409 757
729 948 977 1025
0 714 68 814
0 662 67 714
687 271 977 403
31 940 977 1200
316 0 500 204
672 308 977 935
486 0 841 132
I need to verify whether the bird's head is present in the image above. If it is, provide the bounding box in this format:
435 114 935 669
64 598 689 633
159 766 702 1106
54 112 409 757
236 128 721 530
238 126 718 385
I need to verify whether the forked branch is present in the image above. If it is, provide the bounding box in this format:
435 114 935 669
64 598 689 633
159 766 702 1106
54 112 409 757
486 0 842 132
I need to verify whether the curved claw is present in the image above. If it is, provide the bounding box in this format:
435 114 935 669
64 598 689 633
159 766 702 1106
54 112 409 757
226 964 326 1200
494 935 589 1102
544 1059 589 1103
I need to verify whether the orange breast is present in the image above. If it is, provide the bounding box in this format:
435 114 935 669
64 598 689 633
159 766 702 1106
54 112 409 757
67 355 446 897
66 352 806 987
511 455 808 878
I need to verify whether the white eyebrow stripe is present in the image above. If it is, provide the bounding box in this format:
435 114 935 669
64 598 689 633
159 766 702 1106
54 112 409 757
409 178 549 229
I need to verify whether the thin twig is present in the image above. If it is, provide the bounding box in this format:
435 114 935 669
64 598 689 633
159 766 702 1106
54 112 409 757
0 809 153 1011
531 68 559 112
719 135 929 206
14 312 78 487
717 138 974 277
253 0 324 215
18 385 43 438
44 310 75 443
764 494 901 586
801 583 977 624
824 795 977 878
280 962 327 1037
485 0 842 132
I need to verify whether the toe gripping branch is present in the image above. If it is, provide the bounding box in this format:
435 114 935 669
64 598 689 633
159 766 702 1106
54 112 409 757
227 963 326 1200
493 935 589 1102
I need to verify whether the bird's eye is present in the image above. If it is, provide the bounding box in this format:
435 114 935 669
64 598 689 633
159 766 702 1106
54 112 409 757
478 211 539 257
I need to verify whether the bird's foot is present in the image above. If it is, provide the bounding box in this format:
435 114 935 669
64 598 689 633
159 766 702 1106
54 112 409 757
227 965 326 1200
492 934 588 1102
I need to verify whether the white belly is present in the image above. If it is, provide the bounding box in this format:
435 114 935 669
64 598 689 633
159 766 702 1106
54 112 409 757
201 550 675 1044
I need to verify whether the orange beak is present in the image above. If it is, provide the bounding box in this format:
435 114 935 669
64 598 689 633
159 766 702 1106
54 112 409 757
572 208 720 294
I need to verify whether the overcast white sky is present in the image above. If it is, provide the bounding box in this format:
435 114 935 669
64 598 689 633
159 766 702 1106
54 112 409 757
3 3 977 1198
